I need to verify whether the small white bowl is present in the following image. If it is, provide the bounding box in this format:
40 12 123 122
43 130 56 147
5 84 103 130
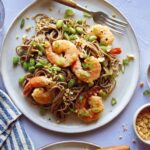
147 64 150 88
133 103 150 145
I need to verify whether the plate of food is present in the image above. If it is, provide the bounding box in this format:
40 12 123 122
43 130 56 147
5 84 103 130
39 141 100 150
39 141 130 150
0 0 140 133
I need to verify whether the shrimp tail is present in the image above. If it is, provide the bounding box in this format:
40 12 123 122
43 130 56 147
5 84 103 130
23 82 33 96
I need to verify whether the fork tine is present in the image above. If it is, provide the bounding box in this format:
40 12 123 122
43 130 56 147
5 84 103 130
105 22 125 34
110 28 124 34
105 17 126 28
105 21 125 32
107 16 128 26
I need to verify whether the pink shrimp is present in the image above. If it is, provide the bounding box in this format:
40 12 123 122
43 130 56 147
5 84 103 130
23 76 53 97
45 40 79 67
72 56 101 83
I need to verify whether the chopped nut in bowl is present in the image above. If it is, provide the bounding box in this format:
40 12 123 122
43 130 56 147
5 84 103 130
133 103 150 145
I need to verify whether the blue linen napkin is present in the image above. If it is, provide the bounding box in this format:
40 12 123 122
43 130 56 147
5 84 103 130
0 89 35 150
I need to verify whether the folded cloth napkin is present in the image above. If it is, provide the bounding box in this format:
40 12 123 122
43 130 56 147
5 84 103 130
0 89 35 150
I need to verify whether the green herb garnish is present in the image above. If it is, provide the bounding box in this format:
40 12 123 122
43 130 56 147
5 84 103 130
69 108 76 113
143 90 150 95
79 111 90 117
111 98 117 106
99 90 108 98
58 74 65 81
20 19 25 29
122 55 134 73
68 79 75 88
79 95 84 102
92 108 100 113
82 63 93 69
54 42 60 48
49 66 61 71
36 45 45 53
79 72 90 78
29 58 36 66
40 107 47 116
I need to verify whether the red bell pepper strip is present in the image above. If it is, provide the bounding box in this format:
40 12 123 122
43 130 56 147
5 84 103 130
108 48 122 56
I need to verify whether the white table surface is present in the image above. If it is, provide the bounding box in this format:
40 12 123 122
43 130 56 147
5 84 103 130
1 0 150 149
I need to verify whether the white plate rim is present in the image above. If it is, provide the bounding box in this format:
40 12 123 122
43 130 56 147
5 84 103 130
39 140 101 150
0 0 140 133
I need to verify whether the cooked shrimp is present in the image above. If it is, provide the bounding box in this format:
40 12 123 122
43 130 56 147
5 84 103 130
90 24 114 45
76 87 104 122
32 88 52 105
72 56 101 83
23 76 54 96
45 40 79 67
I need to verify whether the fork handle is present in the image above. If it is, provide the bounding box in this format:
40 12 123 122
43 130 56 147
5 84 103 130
53 0 93 14
98 145 130 150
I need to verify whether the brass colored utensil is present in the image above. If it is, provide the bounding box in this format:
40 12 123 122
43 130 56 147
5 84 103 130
98 145 130 150
53 0 128 34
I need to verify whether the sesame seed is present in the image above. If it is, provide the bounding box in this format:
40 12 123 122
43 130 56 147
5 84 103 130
26 16 30 20
16 36 19 40
48 7 52 11
119 136 123 140
132 139 136 144
139 82 144 88
25 26 31 32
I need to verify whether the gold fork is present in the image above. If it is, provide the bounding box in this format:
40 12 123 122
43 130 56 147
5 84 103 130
53 0 128 34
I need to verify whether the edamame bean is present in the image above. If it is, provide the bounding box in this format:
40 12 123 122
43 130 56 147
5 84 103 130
76 27 83 34
29 58 35 66
68 27 76 34
39 59 48 65
64 9 75 18
18 77 25 85
35 63 43 68
28 66 35 72
88 35 97 42
23 62 29 71
49 66 61 71
64 32 70 40
100 45 107 52
69 35 78 40
63 24 68 32
58 74 65 81
100 41 106 46
77 19 84 24
13 56 19 66
56 20 63 29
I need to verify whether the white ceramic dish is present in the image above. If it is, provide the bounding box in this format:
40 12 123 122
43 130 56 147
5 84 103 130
0 0 140 133
147 64 150 88
133 103 150 145
39 141 100 150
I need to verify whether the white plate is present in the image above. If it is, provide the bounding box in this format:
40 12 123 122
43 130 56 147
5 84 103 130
0 0 140 133
39 141 100 150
